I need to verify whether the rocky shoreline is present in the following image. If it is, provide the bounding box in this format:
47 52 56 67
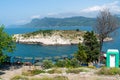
13 30 84 45
13 30 113 45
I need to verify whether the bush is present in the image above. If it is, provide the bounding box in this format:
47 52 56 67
42 60 53 69
55 60 66 67
97 67 120 75
66 68 87 74
31 77 53 80
55 58 80 68
54 76 69 80
47 68 62 74
22 69 45 76
11 75 29 80
31 69 45 75
88 66 96 69
31 76 68 80
70 58 80 68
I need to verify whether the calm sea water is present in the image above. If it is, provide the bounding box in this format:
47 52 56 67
4 26 120 57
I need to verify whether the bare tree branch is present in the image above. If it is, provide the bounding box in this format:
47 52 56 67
93 9 119 63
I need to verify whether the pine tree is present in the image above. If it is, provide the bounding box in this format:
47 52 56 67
0 25 16 64
75 31 100 63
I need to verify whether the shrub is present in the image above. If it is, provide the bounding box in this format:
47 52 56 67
31 69 45 75
55 60 66 67
31 76 68 80
47 68 62 74
22 69 45 76
42 60 53 69
88 66 96 69
55 58 79 68
11 75 29 80
66 68 87 74
97 67 120 75
31 77 53 80
70 58 80 68
53 76 69 80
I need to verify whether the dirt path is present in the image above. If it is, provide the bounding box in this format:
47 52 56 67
0 68 22 80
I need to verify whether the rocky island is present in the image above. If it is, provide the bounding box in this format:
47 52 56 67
13 30 84 45
13 30 113 45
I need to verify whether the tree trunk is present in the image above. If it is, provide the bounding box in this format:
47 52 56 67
98 39 103 63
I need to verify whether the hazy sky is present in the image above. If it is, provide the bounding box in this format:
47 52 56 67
0 0 120 25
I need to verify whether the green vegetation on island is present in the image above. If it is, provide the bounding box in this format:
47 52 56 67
22 29 84 38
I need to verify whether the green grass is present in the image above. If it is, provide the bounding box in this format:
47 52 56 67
66 68 88 74
22 30 83 39
11 75 29 80
47 68 62 74
22 69 45 76
31 77 53 80
23 30 54 37
97 67 120 75
31 76 68 80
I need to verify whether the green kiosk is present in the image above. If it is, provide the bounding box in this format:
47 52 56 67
106 49 119 68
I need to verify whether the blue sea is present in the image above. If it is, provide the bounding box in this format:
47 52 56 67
4 26 120 58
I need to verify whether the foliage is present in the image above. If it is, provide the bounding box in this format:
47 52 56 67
30 69 45 75
87 66 96 69
55 60 66 67
83 31 100 62
22 69 45 76
55 58 79 68
66 68 88 74
97 67 120 75
31 77 53 80
47 68 62 74
11 75 29 80
74 43 87 63
53 76 69 80
31 76 68 80
0 25 16 64
70 58 80 68
94 9 119 62
75 31 99 63
42 60 53 69
23 30 54 37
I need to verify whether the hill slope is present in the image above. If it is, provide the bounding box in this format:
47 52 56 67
23 16 96 27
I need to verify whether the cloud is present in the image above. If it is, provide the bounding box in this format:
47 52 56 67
14 1 120 25
45 1 120 18
46 12 80 18
30 15 41 19
81 1 120 14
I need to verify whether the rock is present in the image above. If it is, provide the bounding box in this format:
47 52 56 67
13 30 84 45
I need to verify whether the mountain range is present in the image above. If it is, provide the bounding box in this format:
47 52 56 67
22 16 96 27
10 16 120 27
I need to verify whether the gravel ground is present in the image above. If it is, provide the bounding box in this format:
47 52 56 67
1 66 120 80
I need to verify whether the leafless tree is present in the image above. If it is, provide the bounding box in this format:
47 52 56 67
94 9 119 62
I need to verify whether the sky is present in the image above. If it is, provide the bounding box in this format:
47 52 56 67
0 0 120 26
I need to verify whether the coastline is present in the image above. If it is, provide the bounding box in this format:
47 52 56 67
13 30 84 45
13 35 113 46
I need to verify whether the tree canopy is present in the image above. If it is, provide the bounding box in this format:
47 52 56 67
94 9 118 52
94 9 119 62
0 25 16 63
75 31 100 63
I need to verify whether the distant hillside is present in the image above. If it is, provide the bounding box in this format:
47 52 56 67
23 16 96 27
